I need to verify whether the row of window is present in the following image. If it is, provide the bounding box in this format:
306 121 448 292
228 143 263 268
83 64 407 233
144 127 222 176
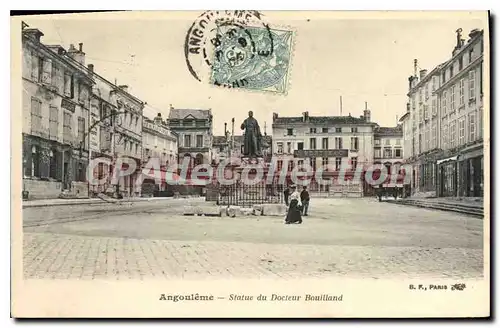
413 70 479 121
441 112 479 150
276 157 359 171
183 134 204 148
276 137 360 154
144 133 176 150
120 137 141 156
374 148 403 159
441 70 478 115
169 119 207 127
31 97 86 146
412 57 483 119
415 122 439 154
286 127 359 136
411 109 482 155
374 138 402 146
442 43 482 84
143 149 175 165
29 52 90 108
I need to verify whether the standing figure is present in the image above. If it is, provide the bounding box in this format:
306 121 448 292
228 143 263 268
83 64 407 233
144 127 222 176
300 186 310 216
240 111 263 158
283 185 290 206
285 185 302 224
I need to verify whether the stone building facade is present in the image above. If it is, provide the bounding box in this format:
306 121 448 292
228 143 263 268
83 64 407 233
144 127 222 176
373 125 404 170
21 25 146 199
406 63 442 195
109 85 144 196
87 67 144 197
402 28 484 198
22 28 94 199
271 110 375 194
142 112 178 192
436 29 484 198
166 108 213 167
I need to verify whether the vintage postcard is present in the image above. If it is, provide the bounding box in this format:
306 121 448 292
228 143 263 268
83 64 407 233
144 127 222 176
11 10 490 318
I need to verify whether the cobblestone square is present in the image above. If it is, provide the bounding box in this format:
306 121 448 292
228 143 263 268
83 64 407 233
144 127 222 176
22 198 484 280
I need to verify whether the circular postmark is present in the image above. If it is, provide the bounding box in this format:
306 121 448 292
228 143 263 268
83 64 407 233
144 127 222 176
184 10 273 84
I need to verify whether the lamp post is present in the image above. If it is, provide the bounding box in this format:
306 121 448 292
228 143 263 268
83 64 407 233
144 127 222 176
79 109 125 198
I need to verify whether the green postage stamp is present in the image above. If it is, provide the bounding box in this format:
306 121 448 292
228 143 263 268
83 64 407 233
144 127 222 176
209 22 294 94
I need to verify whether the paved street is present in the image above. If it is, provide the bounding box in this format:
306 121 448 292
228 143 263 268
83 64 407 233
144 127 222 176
22 197 484 280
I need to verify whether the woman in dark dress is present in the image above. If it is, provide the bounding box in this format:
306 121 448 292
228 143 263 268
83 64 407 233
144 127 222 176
285 185 302 224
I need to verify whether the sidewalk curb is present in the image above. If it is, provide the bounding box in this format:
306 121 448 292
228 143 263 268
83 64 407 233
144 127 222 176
22 197 175 209
386 200 484 218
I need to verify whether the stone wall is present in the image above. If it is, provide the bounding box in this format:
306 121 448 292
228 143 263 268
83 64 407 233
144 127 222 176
23 178 62 200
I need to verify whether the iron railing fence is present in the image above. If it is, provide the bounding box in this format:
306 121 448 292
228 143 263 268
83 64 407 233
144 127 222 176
207 181 284 207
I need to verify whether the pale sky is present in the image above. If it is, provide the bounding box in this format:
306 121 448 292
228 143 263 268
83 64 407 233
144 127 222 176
22 11 487 136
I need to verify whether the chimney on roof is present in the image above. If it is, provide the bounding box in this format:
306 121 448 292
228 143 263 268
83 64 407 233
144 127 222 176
302 111 309 122
87 64 94 77
363 102 371 123
46 45 66 55
419 69 428 80
67 43 86 65
23 28 44 42
469 28 481 40
408 76 412 90
118 85 128 93
413 59 418 77
272 112 278 121
154 113 162 124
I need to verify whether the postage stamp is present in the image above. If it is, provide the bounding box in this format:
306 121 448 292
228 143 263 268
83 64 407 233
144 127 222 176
209 23 294 94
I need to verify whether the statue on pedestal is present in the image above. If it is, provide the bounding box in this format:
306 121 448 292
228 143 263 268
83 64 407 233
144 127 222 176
240 111 263 159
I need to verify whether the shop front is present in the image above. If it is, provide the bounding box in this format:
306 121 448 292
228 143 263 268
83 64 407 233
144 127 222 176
458 145 483 197
437 156 458 197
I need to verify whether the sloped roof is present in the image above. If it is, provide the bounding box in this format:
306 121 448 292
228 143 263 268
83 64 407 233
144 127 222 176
374 125 403 137
168 109 211 120
273 115 368 125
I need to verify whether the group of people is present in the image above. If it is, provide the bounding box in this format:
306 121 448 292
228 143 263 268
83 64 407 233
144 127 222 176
283 185 310 224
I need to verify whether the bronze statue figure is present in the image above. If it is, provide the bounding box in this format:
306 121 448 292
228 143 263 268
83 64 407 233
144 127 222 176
241 111 263 158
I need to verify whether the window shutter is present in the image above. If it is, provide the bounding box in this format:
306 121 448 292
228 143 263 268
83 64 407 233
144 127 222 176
72 158 77 183
25 49 32 79
70 75 75 99
23 140 32 177
39 148 50 179
41 58 52 84
56 151 62 181
31 52 38 81
64 74 71 96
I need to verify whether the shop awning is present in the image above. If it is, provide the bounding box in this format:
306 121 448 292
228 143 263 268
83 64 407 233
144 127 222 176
436 156 458 165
